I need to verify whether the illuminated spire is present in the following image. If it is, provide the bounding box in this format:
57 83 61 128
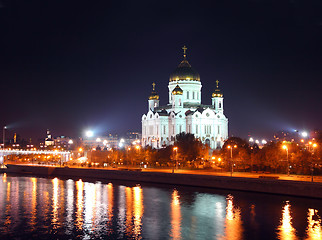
149 82 159 100
212 80 223 98
182 45 187 58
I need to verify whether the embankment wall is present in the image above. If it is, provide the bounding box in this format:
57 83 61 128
4 164 322 199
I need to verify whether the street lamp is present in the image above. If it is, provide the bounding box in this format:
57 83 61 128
227 145 237 177
2 126 7 150
311 143 318 182
173 147 178 173
85 130 94 138
282 145 289 176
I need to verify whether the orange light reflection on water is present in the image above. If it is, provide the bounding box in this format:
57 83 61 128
170 189 181 240
5 182 11 228
76 179 84 230
222 195 243 240
133 186 143 239
30 178 37 231
52 177 59 228
106 183 114 230
277 201 298 240
125 187 133 235
306 209 322 240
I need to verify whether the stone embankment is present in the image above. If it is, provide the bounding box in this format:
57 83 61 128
4 164 322 199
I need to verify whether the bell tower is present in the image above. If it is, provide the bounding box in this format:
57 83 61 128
212 80 224 114
148 82 159 111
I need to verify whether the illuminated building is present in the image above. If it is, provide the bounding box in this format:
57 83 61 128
45 129 54 146
142 46 228 149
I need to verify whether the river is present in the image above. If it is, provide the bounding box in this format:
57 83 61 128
0 173 321 239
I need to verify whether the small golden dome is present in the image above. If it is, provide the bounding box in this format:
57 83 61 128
172 85 183 95
149 82 159 100
212 80 223 98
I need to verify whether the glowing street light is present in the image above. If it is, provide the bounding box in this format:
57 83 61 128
302 131 308 138
173 147 178 173
311 143 318 182
85 130 94 138
282 145 289 176
227 145 237 177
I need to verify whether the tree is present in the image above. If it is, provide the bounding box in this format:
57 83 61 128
175 132 206 165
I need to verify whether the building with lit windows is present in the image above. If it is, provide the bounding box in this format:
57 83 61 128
142 47 228 149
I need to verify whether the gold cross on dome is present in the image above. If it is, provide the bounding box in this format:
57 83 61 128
152 82 156 91
216 80 219 88
182 45 187 57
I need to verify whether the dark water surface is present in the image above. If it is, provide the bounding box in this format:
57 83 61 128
0 173 321 240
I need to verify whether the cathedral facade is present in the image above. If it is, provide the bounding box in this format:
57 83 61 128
142 47 228 149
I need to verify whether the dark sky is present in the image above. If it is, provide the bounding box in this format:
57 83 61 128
1 0 322 141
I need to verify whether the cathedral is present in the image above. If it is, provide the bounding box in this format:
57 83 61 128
142 47 228 149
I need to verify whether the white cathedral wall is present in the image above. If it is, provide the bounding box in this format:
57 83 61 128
168 81 202 104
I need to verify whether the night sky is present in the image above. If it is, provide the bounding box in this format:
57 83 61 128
1 0 322 142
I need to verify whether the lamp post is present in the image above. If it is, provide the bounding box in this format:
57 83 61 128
173 147 178 173
227 145 237 177
311 143 318 182
2 126 7 150
282 145 289 176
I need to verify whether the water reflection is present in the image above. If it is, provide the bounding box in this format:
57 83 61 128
52 177 59 229
278 201 297 240
223 194 243 240
125 187 133 235
30 178 37 231
84 182 96 236
1 174 322 240
106 183 114 232
76 179 84 230
5 181 11 229
133 186 143 238
170 189 181 240
65 179 74 234
306 209 322 240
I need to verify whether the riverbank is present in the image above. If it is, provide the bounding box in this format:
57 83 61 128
4 164 322 199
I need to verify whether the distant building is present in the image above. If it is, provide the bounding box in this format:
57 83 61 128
142 46 228 149
42 129 74 150
45 129 54 146
83 133 119 149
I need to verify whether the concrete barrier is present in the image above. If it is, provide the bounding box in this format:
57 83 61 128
4 164 322 199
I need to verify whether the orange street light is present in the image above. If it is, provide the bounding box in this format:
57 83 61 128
227 144 237 176
311 143 318 182
78 147 83 152
172 147 178 172
282 145 289 176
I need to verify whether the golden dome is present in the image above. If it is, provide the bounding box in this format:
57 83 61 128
149 82 159 100
169 46 200 82
212 80 223 98
172 85 183 95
